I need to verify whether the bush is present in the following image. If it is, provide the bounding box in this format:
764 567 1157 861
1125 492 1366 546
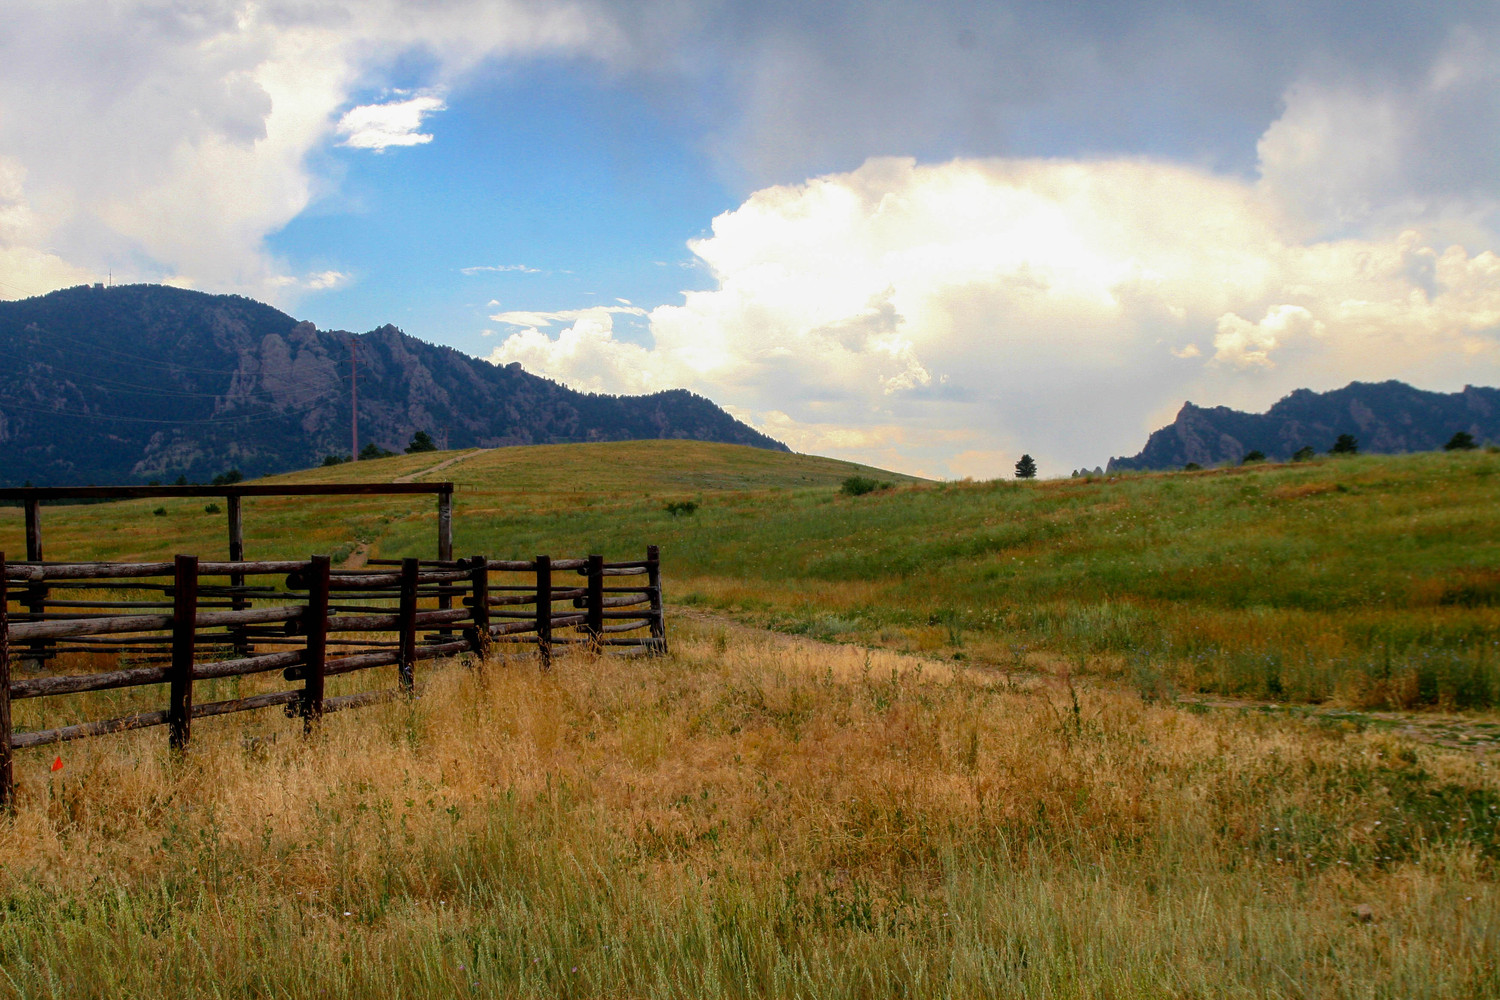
359 443 395 460
1292 445 1316 461
203 503 221 514
405 431 437 454
1183 462 1202 471
211 469 243 487
664 500 699 517
1242 450 1266 464
152 506 167 517
321 454 350 466
1330 433 1359 455
839 476 888 496
1446 431 1478 451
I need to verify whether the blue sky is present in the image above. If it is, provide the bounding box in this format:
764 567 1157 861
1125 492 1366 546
3 1 1500 477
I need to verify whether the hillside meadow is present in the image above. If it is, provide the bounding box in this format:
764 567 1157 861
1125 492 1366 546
2 441 1499 996
2 441 1497 709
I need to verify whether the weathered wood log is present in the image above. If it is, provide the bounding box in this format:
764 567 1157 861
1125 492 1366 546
415 638 473 661
484 559 535 572
11 664 171 699
0 483 452 501
12 708 171 749
9 603 304 642
194 649 305 682
600 609 663 620
487 620 540 637
6 559 308 582
599 618 651 634
572 594 650 610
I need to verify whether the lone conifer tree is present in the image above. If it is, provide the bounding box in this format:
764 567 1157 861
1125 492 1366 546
1330 434 1359 455
406 430 437 454
1445 431 1478 451
1015 454 1037 479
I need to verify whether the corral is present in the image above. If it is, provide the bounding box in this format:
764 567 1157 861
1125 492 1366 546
0 482 665 807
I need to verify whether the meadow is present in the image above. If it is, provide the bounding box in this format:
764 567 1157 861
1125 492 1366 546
8 441 1493 709
2 441 1499 997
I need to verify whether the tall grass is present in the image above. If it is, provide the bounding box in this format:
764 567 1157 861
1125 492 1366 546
2 623 1498 997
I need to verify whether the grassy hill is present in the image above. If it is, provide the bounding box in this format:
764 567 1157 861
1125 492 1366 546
4 440 1497 708
4 441 1500 998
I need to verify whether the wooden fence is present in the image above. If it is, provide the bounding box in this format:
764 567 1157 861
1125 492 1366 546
0 546 665 807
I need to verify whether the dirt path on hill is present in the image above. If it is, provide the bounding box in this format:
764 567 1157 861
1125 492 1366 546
394 448 489 483
671 606 1500 757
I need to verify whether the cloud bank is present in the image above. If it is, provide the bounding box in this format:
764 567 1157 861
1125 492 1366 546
490 66 1500 476
0 0 608 303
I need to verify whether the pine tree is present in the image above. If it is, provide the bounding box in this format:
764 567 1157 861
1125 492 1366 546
1330 434 1359 455
1014 454 1037 479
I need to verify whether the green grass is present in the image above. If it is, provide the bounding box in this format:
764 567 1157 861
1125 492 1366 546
4 442 1498 708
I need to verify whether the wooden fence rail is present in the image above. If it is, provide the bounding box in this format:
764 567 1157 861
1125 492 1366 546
0 545 665 808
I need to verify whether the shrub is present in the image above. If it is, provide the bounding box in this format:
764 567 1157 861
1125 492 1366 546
321 454 350 466
1292 446 1316 461
1183 462 1202 471
359 443 395 460
152 506 167 517
203 503 221 514
1446 431 1478 451
664 500 699 517
840 476 880 496
211 469 243 487
1330 433 1359 455
405 431 437 454
1242 450 1266 464
1014 454 1037 479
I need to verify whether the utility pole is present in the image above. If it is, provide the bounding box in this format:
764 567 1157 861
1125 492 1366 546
350 338 359 462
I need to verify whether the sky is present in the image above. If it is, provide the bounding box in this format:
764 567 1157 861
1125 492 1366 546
3 1 1500 478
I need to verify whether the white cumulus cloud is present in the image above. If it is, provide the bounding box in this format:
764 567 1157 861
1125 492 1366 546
489 155 1500 478
336 94 446 150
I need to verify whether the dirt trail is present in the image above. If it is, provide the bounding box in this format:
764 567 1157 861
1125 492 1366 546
394 448 489 483
673 607 1500 756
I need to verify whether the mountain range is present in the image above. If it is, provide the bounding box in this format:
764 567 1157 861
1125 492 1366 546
1108 381 1500 472
0 284 785 486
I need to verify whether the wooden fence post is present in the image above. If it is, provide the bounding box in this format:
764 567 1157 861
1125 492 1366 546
646 544 667 655
436 489 455 637
23 499 45 670
0 553 13 810
169 554 198 750
227 494 250 657
398 557 418 693
535 555 552 670
468 555 490 664
585 554 604 652
301 555 330 733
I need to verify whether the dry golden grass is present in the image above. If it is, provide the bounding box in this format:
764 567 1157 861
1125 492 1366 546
2 619 1496 998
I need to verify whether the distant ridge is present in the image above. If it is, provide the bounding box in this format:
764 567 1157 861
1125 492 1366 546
0 284 786 486
1108 380 1500 472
